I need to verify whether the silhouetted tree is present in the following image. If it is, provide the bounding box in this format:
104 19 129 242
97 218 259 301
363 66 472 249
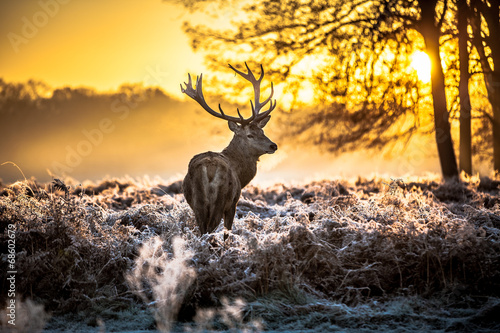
177 0 460 178
458 0 472 175
470 0 500 173
0 79 49 112
417 0 459 178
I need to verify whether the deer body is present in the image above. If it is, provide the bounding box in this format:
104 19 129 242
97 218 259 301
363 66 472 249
181 63 277 236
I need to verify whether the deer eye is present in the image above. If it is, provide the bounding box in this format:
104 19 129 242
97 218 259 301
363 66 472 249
247 134 254 139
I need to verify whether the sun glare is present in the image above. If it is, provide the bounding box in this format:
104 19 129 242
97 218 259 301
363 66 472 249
411 51 431 83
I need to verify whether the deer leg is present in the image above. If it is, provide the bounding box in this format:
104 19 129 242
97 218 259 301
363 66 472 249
223 203 237 241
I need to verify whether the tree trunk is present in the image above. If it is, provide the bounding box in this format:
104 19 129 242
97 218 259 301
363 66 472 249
471 0 500 173
486 1 500 173
493 79 500 174
418 0 459 179
458 0 472 175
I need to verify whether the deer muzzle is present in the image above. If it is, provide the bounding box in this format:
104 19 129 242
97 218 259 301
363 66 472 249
267 142 278 154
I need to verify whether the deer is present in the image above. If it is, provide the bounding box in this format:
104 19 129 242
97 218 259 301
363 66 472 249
180 63 278 239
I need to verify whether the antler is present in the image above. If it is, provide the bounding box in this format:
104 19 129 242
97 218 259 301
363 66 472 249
180 63 276 125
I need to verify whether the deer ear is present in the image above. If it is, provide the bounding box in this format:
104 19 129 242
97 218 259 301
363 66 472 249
257 116 271 128
228 121 240 132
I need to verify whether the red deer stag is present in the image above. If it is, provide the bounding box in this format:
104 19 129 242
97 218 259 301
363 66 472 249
181 63 277 238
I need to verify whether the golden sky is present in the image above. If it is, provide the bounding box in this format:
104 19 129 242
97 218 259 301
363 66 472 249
1 0 204 97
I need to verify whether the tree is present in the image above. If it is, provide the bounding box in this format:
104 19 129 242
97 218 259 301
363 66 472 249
177 0 460 178
458 0 472 175
417 0 459 178
469 0 500 173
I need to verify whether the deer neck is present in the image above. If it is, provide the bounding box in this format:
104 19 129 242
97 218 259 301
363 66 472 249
222 138 259 188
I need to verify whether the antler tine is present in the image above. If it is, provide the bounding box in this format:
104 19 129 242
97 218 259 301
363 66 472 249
255 63 265 83
218 104 246 123
180 73 192 94
228 62 253 82
236 108 244 121
259 81 274 109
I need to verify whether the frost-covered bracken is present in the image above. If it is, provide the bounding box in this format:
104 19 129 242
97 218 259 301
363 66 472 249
0 176 499 331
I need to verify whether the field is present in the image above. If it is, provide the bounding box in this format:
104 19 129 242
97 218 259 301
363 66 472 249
1 175 500 332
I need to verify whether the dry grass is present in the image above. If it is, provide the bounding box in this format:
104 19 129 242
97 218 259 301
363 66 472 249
126 236 196 332
0 175 499 331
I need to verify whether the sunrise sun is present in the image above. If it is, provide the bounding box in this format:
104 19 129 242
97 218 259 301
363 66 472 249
411 51 431 83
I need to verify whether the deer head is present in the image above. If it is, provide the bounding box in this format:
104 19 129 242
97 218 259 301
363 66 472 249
227 116 277 157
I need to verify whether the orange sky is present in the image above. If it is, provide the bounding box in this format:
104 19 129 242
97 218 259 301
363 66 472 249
1 0 205 97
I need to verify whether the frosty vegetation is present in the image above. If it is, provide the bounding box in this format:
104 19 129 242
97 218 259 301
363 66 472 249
1 175 500 332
